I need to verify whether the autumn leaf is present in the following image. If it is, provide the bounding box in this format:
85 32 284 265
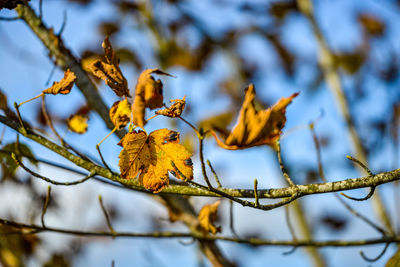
386 248 400 267
198 200 221 235
67 114 88 134
89 37 129 97
109 99 131 129
156 96 186 118
358 13 385 37
118 128 193 193
132 69 175 127
211 84 298 150
42 69 76 95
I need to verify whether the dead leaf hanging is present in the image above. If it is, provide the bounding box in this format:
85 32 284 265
156 96 186 118
132 68 175 127
118 128 193 193
109 99 131 129
198 200 221 235
89 37 129 97
212 84 298 150
42 69 76 95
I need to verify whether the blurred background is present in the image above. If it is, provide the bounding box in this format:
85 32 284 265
1 0 400 266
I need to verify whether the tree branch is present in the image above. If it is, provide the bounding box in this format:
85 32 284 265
2 114 400 201
1 217 400 248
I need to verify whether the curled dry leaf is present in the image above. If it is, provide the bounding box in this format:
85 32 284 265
67 114 88 134
42 69 76 95
132 69 175 127
118 128 193 193
156 96 186 118
198 200 221 235
109 99 131 129
89 37 129 97
212 84 298 150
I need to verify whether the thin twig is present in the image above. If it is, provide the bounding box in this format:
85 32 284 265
277 139 295 186
13 102 27 133
254 179 259 207
98 195 116 235
45 64 57 86
178 116 200 137
96 144 115 174
199 131 213 189
282 205 298 255
0 16 20 21
207 159 222 188
1 217 400 247
229 200 239 238
340 186 376 201
12 153 96 186
360 242 390 262
171 161 300 211
38 0 43 19
346 155 374 176
41 95 65 146
310 126 387 235
41 186 51 228
57 10 67 36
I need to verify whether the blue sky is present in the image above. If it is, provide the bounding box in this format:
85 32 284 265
1 0 400 266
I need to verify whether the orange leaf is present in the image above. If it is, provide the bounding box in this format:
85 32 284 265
132 69 175 127
89 37 129 97
212 84 298 150
42 69 76 95
109 99 131 129
118 128 193 193
67 114 88 134
156 96 186 118
198 200 221 235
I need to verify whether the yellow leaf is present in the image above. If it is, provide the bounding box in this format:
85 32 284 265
386 248 400 267
212 84 298 150
118 128 193 193
89 37 129 97
109 99 131 129
198 200 221 235
42 69 76 95
132 68 175 127
67 114 88 134
156 96 186 117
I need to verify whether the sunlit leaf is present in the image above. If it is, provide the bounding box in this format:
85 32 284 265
42 69 76 95
212 84 298 150
89 37 129 97
109 99 131 129
198 200 221 235
156 96 186 118
118 128 193 193
132 68 174 127
67 114 88 134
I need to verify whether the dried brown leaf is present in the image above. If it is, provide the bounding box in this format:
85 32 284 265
109 99 131 129
198 200 221 235
42 69 76 95
212 84 298 150
358 13 386 37
118 128 193 193
89 37 129 97
156 96 186 117
131 68 175 127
